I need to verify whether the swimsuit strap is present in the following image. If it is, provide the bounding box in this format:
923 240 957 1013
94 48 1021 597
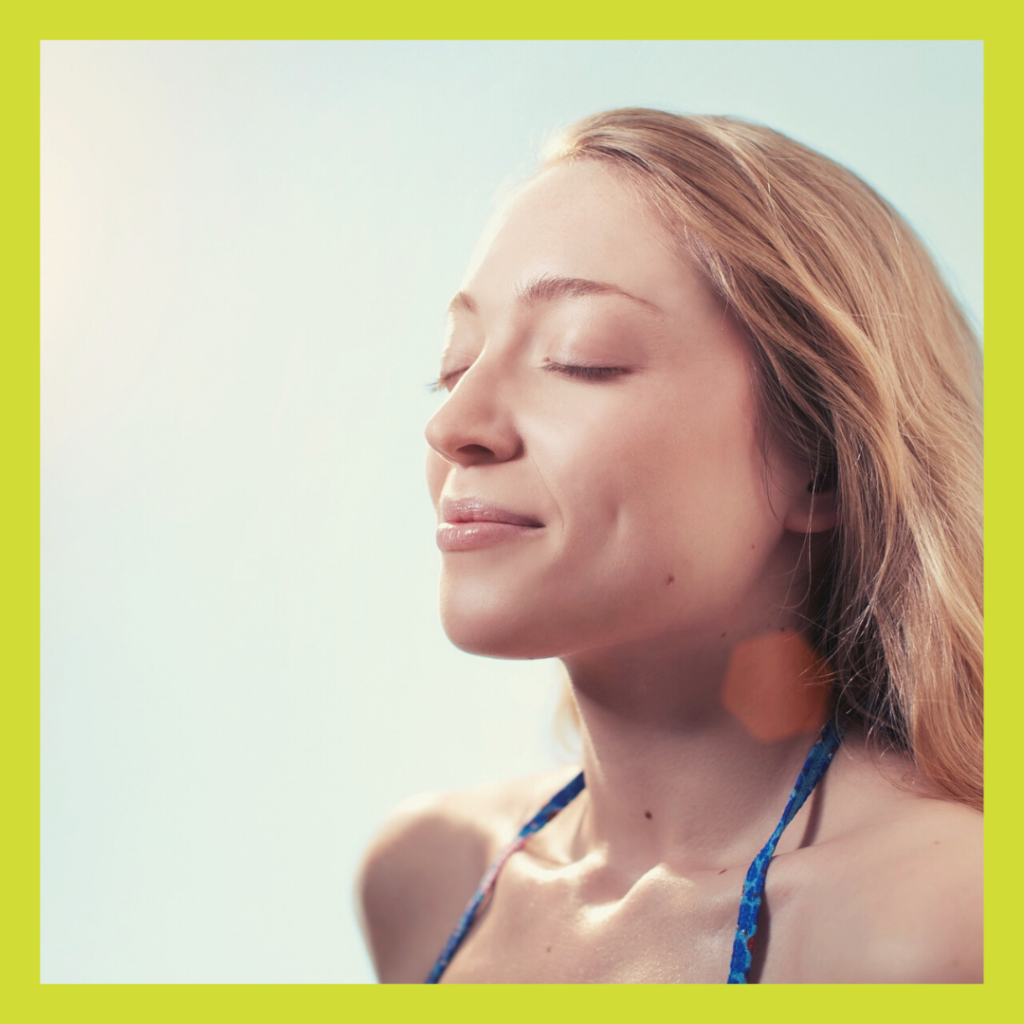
727 717 842 983
423 771 585 984
424 720 841 984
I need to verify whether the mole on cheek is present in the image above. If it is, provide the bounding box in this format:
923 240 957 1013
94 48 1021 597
645 810 653 820
666 574 675 585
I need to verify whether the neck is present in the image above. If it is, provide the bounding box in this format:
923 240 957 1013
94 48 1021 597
560 626 830 876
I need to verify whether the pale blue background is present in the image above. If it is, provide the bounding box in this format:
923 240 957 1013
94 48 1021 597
41 40 982 983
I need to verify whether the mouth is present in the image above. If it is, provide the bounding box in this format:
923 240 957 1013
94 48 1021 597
440 498 544 528
437 498 544 552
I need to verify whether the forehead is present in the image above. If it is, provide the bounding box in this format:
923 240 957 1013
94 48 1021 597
461 161 708 323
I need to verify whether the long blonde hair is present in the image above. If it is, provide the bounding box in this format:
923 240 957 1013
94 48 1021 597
545 109 983 810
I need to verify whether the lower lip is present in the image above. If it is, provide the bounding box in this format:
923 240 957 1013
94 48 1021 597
436 521 544 551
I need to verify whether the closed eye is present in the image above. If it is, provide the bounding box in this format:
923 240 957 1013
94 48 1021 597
543 362 629 381
426 361 629 393
426 368 469 393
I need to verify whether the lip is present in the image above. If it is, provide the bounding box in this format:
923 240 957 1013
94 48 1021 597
437 498 544 551
440 498 544 528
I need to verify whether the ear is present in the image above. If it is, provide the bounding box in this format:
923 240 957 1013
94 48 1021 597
782 471 838 534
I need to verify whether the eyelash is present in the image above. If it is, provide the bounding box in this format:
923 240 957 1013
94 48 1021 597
426 362 627 393
426 369 466 393
544 362 627 382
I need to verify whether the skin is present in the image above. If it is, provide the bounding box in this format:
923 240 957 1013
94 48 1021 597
356 161 983 984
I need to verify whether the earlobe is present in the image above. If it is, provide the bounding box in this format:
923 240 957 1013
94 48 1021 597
784 474 838 534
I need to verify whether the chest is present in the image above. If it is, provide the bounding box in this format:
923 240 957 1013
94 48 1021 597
438 854 759 984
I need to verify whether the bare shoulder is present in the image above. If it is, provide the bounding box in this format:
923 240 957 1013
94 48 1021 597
776 738 983 983
354 765 580 983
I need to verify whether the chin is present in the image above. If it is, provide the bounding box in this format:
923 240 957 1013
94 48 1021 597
441 610 553 660
439 584 564 660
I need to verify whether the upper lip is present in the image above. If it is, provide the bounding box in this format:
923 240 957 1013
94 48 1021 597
440 498 544 527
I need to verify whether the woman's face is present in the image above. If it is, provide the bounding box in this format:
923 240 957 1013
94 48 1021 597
425 160 815 660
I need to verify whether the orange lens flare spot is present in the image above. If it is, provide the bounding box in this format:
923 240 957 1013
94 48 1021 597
721 632 830 742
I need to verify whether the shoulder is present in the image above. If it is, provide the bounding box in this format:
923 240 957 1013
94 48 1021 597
354 766 580 983
778 739 983 983
820 800 981 982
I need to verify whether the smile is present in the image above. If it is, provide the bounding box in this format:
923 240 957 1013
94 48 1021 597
437 498 545 551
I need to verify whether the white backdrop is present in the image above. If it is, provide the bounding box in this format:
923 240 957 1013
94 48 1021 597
41 40 982 983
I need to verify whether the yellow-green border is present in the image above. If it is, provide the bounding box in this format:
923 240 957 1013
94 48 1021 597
7 6 1013 1023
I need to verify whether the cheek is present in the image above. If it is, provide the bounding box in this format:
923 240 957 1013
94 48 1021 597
657 363 766 505
560 380 762 513
551 380 775 579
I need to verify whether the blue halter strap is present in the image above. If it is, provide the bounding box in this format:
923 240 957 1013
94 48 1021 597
727 718 842 982
425 719 842 984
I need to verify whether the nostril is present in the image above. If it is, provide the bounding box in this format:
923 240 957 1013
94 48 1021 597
458 444 495 457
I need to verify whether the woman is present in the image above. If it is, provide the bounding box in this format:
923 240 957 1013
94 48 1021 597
356 109 983 983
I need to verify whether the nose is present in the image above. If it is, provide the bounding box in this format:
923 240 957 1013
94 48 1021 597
424 361 523 467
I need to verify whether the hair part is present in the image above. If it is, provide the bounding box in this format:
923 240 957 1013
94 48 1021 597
544 109 983 809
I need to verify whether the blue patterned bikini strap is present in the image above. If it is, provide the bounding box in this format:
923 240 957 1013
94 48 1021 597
424 720 842 984
423 771 586 984
727 718 843 983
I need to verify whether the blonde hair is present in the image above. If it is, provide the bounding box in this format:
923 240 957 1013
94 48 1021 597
545 109 983 810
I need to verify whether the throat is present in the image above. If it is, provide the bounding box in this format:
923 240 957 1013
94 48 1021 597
566 698 832 873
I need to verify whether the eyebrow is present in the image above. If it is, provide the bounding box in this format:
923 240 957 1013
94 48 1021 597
447 274 664 317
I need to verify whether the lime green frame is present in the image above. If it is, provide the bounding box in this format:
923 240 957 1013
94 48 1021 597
8 6 1010 1021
